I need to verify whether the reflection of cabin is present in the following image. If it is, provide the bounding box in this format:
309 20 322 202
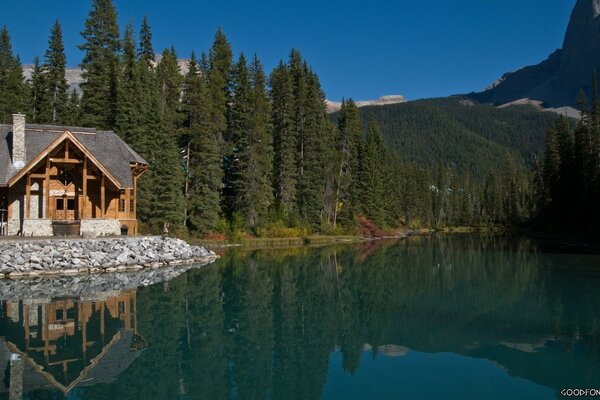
0 114 148 236
0 290 146 394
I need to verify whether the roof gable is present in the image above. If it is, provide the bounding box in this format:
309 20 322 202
0 124 147 188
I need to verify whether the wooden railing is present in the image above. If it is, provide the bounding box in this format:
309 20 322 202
53 210 78 221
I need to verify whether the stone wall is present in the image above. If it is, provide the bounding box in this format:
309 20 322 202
80 219 121 237
7 219 20 236
22 219 53 236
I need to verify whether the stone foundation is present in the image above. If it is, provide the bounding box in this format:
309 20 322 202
7 219 20 236
80 219 121 237
22 219 53 236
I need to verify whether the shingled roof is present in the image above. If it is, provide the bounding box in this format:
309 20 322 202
0 124 147 188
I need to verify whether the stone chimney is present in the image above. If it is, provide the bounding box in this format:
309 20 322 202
12 113 25 168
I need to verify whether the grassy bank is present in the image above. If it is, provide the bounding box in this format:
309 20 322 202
188 235 363 249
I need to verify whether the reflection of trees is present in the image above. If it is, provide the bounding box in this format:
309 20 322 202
81 235 600 398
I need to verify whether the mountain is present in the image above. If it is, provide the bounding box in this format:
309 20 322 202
333 96 560 181
470 0 600 108
22 55 190 94
326 95 406 113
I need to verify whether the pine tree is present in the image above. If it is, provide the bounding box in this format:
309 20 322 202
115 21 139 141
225 54 253 218
156 47 183 133
334 99 362 227
138 17 154 67
79 0 120 129
44 20 68 123
208 27 232 148
0 26 27 123
62 89 81 126
182 54 222 233
269 61 297 219
244 55 274 230
29 56 49 123
359 118 387 225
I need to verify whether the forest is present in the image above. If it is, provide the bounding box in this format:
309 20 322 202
0 0 570 237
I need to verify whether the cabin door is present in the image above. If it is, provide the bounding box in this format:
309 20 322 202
54 196 78 221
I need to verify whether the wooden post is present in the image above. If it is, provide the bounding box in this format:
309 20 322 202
25 173 31 219
100 174 105 218
82 157 87 219
125 188 130 218
45 158 50 219
133 175 137 219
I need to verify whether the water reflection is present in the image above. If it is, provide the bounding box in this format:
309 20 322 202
0 290 145 396
3 235 600 399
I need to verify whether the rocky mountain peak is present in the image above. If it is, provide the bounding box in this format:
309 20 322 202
471 0 600 108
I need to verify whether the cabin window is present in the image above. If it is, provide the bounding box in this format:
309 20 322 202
130 199 134 213
67 199 75 211
119 199 126 212
56 199 64 210
118 301 125 315
55 309 64 320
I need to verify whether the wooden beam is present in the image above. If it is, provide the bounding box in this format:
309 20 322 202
125 187 130 218
133 175 137 221
82 157 87 219
65 140 69 159
49 159 81 164
30 174 46 179
26 173 31 219
45 158 50 219
100 174 105 218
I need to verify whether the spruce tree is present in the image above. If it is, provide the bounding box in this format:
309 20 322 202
44 20 68 123
0 26 27 123
79 0 120 129
63 89 81 126
156 47 183 133
29 56 49 123
269 61 297 219
115 21 139 141
225 54 253 218
208 27 232 148
334 99 362 227
182 54 222 233
359 118 387 226
245 55 274 231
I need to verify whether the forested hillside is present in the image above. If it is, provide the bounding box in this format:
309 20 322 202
336 97 560 181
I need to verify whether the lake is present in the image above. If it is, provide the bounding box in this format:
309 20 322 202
2 234 600 399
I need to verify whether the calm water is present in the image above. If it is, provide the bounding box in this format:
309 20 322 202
2 235 600 399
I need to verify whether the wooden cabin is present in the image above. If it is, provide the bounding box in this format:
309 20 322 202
0 114 148 236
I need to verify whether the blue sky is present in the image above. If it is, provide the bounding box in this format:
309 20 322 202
2 0 576 101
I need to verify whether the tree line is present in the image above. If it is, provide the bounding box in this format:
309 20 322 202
0 0 535 236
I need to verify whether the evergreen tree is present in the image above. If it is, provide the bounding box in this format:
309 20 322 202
138 16 154 67
334 99 362 227
269 61 297 219
156 47 183 133
79 0 120 129
44 20 68 123
115 21 139 141
225 54 253 218
359 118 387 225
244 55 273 230
62 88 81 126
182 54 222 233
208 27 232 147
29 56 48 123
0 26 27 123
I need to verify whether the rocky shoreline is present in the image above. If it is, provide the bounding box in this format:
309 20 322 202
0 236 218 279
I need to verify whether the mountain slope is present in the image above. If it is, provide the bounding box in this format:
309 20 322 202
470 0 600 108
335 97 560 180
